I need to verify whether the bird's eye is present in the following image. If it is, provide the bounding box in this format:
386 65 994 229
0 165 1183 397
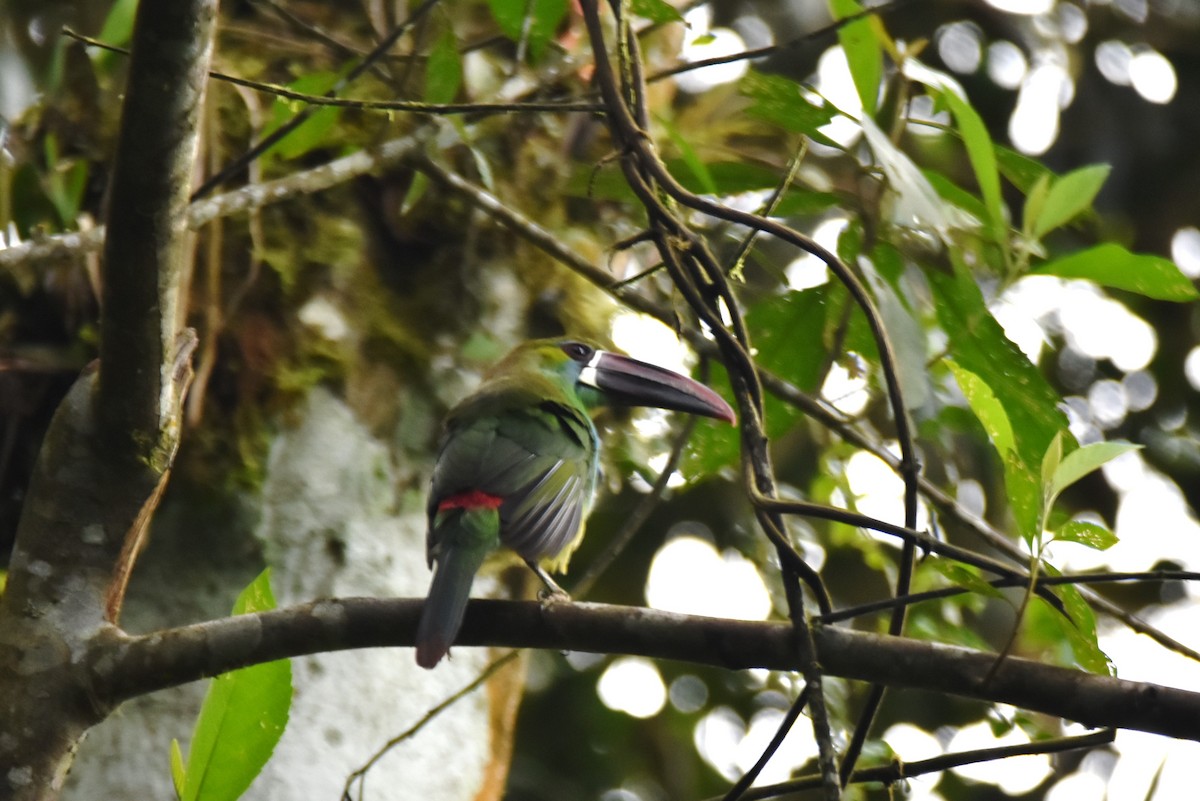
561 342 594 362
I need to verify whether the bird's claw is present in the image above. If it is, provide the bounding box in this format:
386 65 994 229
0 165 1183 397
538 587 572 605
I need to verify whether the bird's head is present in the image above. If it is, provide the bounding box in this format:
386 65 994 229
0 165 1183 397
491 337 736 423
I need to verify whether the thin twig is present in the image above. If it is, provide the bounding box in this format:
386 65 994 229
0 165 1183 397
647 0 912 85
706 727 1116 801
821 570 1200 625
721 685 813 801
191 0 442 199
570 415 698 599
341 651 520 801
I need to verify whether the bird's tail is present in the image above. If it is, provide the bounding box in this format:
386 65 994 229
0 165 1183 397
415 508 497 668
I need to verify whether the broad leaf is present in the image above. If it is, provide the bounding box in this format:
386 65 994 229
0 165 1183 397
1005 449 1042 544
750 288 836 396
661 118 717 195
630 0 683 23
924 168 989 224
740 72 836 136
170 739 187 800
684 288 832 475
659 160 837 216
264 72 344 161
1021 173 1051 240
424 28 463 105
771 189 841 217
829 0 882 116
1040 567 1113 675
947 361 1014 457
905 61 1005 245
1040 430 1064 493
995 144 1055 194
1054 520 1119 551
929 265 1069 476
488 0 569 59
175 570 293 801
1048 441 1141 505
861 253 928 410
1034 244 1199 301
861 116 980 243
929 560 1004 601
98 0 139 47
1033 164 1110 238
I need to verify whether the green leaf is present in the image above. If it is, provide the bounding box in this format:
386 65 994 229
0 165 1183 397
829 0 882 116
939 93 1004 243
1005 449 1042 544
905 62 1005 245
1034 244 1200 301
660 118 717 195
399 171 430 216
170 739 187 800
929 265 1069 476
929 560 1004 600
1043 571 1113 675
751 289 835 395
264 72 344 161
1040 430 1064 493
995 144 1055 194
772 189 840 216
1033 164 1110 238
659 160 837 217
684 288 832 475
1053 520 1119 551
862 254 928 410
862 116 980 241
947 362 1014 457
739 71 836 136
1021 173 1051 239
629 0 684 23
98 0 140 47
176 570 292 801
566 163 635 202
424 28 463 105
487 0 568 60
1048 441 1141 505
924 168 989 224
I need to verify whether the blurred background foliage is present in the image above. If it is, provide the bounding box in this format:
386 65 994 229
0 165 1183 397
2 0 1200 799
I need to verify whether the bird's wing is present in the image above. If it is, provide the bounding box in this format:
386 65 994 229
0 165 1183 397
430 388 596 567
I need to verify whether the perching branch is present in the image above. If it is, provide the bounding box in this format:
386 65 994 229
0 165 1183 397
90 598 1200 743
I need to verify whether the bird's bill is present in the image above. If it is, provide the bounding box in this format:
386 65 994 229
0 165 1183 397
581 351 736 423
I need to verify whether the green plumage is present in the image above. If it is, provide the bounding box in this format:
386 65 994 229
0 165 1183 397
415 338 734 668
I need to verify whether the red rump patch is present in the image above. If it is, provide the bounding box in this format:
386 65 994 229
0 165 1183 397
437 489 505 512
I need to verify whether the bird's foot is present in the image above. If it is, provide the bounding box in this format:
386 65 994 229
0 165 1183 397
527 560 572 603
538 586 572 605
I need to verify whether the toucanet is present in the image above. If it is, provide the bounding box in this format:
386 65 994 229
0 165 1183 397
415 337 735 668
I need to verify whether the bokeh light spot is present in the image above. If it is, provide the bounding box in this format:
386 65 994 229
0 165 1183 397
1170 227 1200 278
987 40 1028 89
937 21 983 74
677 6 748 94
646 535 772 620
597 657 666 719
1129 47 1177 104
948 722 1052 793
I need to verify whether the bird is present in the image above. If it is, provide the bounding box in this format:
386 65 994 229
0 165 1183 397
415 337 736 668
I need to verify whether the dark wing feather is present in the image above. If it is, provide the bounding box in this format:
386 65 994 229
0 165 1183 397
430 384 597 568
